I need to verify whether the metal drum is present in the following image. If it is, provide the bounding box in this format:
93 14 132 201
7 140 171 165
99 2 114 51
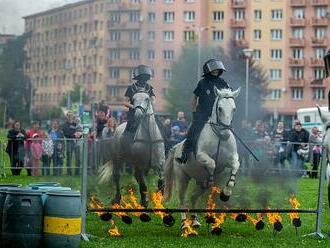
43 190 81 248
28 182 61 188
0 184 21 243
28 186 72 205
2 188 43 248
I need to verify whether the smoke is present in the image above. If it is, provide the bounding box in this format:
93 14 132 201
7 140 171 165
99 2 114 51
0 0 80 35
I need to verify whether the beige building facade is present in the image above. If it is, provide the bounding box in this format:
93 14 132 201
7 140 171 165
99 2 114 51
24 0 330 120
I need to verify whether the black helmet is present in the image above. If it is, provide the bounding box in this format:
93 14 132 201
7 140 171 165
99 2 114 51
202 59 226 76
132 64 152 80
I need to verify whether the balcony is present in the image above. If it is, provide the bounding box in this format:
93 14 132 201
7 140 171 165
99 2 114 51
290 18 307 26
310 79 324 87
310 0 328 6
107 21 141 30
231 0 247 8
310 58 324 67
290 0 306 6
311 17 329 26
289 78 306 87
289 37 306 47
107 40 140 49
108 59 140 68
289 58 306 67
232 39 248 48
311 37 327 46
230 19 247 28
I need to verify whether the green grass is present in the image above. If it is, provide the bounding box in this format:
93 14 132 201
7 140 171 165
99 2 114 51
1 174 329 248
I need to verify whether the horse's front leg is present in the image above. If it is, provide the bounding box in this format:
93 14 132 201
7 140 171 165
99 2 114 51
196 152 216 188
112 161 122 205
177 172 190 230
134 170 148 208
190 184 207 228
220 153 240 202
152 143 166 192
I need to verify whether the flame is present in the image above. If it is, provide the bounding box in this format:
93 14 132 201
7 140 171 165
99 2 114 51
128 188 144 217
151 191 166 218
206 187 226 230
108 220 121 237
181 219 198 237
246 213 263 226
288 194 300 221
112 203 127 218
266 210 282 225
89 196 105 217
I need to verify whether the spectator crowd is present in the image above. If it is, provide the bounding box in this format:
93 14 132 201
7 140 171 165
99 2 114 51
4 109 323 178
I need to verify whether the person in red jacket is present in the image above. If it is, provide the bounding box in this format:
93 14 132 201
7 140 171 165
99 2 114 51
25 121 42 176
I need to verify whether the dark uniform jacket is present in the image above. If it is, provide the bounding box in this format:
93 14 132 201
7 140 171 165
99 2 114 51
125 81 155 104
193 75 230 119
289 128 309 152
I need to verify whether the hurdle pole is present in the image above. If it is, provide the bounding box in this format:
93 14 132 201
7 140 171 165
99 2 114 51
81 138 89 241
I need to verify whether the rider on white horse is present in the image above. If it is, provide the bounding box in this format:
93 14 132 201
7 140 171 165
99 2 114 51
176 58 231 163
123 64 155 137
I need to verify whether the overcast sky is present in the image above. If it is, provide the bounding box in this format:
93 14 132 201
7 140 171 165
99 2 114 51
0 0 81 35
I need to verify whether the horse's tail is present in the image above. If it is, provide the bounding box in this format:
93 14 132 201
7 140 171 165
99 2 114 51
98 160 114 184
164 148 175 202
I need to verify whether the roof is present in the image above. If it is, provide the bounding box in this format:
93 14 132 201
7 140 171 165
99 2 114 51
23 0 95 19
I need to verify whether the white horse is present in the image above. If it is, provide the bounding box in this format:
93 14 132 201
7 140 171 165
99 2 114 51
164 87 241 228
99 92 165 207
316 106 330 208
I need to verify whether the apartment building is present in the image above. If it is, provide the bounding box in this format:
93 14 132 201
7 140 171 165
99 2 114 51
23 0 330 120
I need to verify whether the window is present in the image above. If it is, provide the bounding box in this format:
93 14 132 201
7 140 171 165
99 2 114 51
254 29 261 40
148 50 155 59
109 68 120 79
110 31 120 41
110 12 120 23
270 69 282 80
184 30 195 41
292 48 304 59
292 67 304 79
109 86 119 97
213 31 224 41
163 50 174 60
129 49 140 60
148 12 156 23
234 10 245 20
130 31 140 41
163 69 172 80
163 31 174 41
315 27 326 39
315 7 327 18
185 0 195 2
313 88 325 100
148 31 155 41
254 10 262 20
271 29 282 40
271 49 282 60
164 12 175 22
291 88 303 100
293 8 305 19
314 68 325 79
269 89 281 100
165 0 174 3
184 11 195 22
271 9 283 20
315 48 326 59
149 0 156 3
109 49 120 59
129 11 140 22
253 49 261 60
234 29 244 40
213 11 224 21
292 28 304 38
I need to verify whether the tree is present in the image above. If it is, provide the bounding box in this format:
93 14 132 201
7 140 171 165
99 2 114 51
0 34 30 123
59 83 90 107
165 44 268 125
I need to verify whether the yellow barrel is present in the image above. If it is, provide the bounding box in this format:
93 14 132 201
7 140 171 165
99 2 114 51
43 190 81 248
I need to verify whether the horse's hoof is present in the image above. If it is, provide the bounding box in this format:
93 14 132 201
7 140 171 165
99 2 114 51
220 191 230 202
211 227 222 235
111 195 121 205
190 217 201 228
157 179 164 192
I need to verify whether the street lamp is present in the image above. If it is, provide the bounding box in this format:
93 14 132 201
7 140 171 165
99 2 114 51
186 25 216 80
242 48 254 121
323 49 330 111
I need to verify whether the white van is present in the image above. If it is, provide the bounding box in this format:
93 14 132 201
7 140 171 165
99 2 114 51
296 106 327 133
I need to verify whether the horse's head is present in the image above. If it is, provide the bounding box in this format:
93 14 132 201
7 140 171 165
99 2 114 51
213 87 240 127
132 92 152 119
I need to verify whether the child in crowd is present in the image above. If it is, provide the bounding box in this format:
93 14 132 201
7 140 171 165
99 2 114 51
31 133 42 176
41 132 54 176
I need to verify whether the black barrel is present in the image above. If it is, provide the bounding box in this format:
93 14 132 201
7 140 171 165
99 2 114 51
0 184 22 243
2 188 43 248
43 190 81 248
